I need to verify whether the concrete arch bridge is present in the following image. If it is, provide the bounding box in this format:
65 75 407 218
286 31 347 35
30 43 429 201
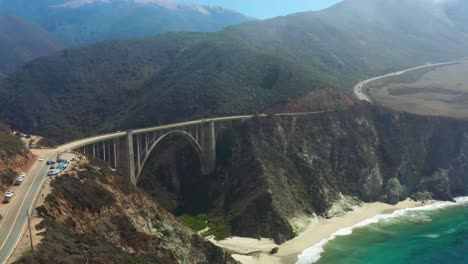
59 115 254 184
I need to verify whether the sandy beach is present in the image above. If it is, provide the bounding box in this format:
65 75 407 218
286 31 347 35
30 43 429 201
212 199 427 264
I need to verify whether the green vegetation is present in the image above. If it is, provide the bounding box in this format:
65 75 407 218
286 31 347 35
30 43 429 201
201 220 232 241
0 131 27 158
179 214 232 240
0 168 17 191
179 214 209 231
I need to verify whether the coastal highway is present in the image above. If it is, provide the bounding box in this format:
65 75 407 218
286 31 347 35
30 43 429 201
0 152 55 263
353 59 468 103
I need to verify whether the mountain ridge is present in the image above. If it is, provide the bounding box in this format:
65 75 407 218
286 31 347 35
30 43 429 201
0 0 252 45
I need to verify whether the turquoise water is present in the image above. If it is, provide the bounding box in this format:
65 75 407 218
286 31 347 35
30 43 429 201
297 198 468 264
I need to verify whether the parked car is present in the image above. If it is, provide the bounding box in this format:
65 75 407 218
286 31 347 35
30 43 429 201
20 172 26 177
14 177 24 186
49 166 55 169
46 160 56 165
38 157 44 161
2 196 11 204
3 191 14 203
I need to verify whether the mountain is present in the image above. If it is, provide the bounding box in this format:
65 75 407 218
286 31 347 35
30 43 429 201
225 0 468 89
0 33 326 142
0 13 63 76
0 0 252 45
1 0 468 141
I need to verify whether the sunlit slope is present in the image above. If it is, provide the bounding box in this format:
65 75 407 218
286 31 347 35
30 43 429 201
226 0 468 89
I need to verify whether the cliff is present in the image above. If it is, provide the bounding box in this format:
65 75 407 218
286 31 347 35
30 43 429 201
139 104 468 243
15 159 237 264
0 131 32 193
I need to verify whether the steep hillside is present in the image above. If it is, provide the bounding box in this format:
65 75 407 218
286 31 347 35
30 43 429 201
0 0 251 45
0 14 63 75
0 33 326 142
138 104 468 243
15 159 237 264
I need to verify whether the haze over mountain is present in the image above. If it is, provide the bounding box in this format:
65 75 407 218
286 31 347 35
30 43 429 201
1 0 468 141
0 13 63 76
228 0 468 88
0 0 252 45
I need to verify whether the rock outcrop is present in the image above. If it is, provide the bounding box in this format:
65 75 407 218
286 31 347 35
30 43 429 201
139 104 468 243
15 160 237 264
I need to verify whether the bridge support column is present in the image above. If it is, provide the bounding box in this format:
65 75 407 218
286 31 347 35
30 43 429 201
201 121 216 175
136 134 141 174
103 143 106 162
113 139 117 167
115 132 136 185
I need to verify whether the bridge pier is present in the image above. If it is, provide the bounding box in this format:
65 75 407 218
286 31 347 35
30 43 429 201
200 121 216 175
115 131 136 185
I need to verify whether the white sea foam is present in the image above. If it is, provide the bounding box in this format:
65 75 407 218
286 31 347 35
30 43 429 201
422 233 440 239
296 197 468 264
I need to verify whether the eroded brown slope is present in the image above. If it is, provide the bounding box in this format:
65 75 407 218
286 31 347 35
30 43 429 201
15 159 237 264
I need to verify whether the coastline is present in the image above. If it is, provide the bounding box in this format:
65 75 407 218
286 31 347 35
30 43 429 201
213 199 427 264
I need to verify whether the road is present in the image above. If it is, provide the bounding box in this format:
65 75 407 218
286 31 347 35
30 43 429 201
353 59 468 103
0 152 55 263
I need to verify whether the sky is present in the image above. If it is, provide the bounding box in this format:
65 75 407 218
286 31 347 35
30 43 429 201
187 0 343 19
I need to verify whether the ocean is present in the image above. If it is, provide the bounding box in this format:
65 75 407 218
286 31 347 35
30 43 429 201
297 197 468 264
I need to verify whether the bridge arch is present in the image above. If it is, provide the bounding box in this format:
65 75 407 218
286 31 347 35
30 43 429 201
136 130 206 183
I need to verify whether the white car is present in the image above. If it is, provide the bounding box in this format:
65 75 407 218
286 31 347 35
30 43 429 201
38 157 44 161
20 172 26 177
5 191 15 198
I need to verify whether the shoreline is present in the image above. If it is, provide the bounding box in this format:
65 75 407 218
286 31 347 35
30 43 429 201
213 199 428 264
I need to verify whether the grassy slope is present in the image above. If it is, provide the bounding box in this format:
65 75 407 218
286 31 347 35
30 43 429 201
0 14 63 75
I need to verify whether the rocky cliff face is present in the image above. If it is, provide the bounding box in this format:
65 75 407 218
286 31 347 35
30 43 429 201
139 104 468 243
15 159 237 264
